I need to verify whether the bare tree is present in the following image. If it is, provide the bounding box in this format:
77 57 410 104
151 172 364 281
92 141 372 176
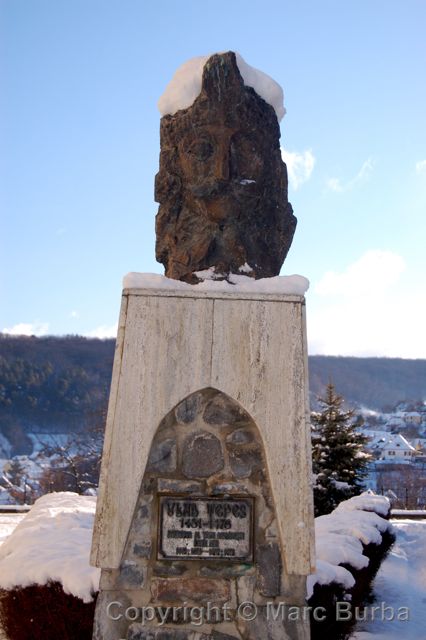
376 463 426 508
0 459 37 504
36 407 105 495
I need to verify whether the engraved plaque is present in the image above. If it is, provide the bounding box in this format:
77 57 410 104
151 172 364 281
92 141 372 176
158 496 254 561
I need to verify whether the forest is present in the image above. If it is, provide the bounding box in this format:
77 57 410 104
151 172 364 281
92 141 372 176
0 334 425 454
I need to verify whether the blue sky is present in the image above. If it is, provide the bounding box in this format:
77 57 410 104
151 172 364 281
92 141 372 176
1 0 425 357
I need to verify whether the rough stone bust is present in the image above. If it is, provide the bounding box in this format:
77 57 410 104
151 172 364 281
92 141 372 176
155 51 296 283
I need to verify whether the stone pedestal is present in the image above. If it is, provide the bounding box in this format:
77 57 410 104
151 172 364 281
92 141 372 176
91 285 315 640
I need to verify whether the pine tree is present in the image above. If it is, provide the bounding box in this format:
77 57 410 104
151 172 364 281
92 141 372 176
311 382 370 516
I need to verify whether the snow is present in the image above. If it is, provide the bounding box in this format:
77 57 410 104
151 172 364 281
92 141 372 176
307 493 392 599
0 513 25 546
381 433 416 453
334 492 391 517
309 560 355 596
238 262 253 273
316 532 369 571
391 509 426 516
352 520 426 639
158 52 285 121
123 271 309 295
315 510 390 547
331 479 352 491
0 492 100 602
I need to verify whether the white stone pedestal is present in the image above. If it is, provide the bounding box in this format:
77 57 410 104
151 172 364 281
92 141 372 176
91 284 315 640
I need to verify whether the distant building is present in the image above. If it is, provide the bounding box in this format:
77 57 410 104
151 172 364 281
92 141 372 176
379 434 416 462
363 430 417 463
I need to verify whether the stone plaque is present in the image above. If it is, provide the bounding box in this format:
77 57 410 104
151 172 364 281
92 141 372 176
158 496 254 561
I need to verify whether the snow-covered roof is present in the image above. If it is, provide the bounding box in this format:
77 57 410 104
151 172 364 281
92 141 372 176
381 433 416 452
364 431 417 453
362 429 391 441
158 52 286 122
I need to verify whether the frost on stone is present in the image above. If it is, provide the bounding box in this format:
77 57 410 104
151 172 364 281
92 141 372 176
158 51 286 121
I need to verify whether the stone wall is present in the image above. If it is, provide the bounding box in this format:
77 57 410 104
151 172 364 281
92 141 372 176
94 388 308 640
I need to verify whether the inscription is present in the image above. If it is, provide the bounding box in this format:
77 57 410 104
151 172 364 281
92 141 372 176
158 496 254 561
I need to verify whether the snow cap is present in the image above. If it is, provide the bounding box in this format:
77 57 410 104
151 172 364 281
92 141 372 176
158 51 286 122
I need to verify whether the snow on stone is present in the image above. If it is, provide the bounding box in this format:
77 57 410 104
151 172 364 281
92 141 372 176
238 262 254 273
123 272 309 295
307 493 393 599
0 492 100 602
158 52 286 121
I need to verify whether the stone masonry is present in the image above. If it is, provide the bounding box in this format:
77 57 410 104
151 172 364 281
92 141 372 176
93 389 308 640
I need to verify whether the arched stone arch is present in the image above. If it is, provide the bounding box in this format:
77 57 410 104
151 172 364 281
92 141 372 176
94 387 302 640
146 386 269 489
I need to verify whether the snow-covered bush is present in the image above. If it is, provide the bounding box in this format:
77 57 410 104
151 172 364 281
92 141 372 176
0 492 100 640
308 492 394 640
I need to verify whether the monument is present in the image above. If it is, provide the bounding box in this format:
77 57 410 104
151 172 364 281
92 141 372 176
155 52 297 283
91 52 315 640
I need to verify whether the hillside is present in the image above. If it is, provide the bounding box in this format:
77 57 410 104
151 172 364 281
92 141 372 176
0 335 425 454
0 335 114 454
309 355 426 410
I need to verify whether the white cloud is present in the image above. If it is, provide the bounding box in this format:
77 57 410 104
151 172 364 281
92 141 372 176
326 157 374 193
85 324 118 339
2 322 50 336
315 250 406 297
415 160 426 175
281 148 315 190
308 250 426 358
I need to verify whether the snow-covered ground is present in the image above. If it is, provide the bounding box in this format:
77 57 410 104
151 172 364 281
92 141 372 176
0 513 25 546
1 494 425 640
352 519 426 640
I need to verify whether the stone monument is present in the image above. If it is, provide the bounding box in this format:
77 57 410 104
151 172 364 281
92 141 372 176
91 52 315 640
155 52 296 283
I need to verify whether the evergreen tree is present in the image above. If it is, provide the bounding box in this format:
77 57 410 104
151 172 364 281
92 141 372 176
311 382 370 516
